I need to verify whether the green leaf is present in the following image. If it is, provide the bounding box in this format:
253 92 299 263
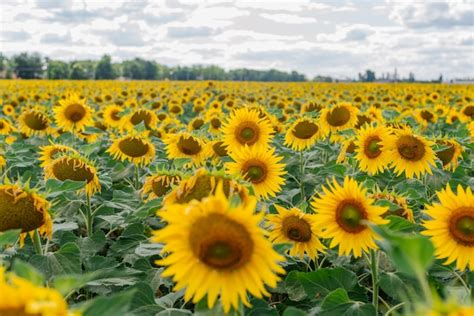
45 179 86 198
29 242 82 279
320 302 376 316
246 299 279 316
156 309 192 316
385 215 419 233
83 289 136 316
282 306 307 316
0 229 20 248
321 288 350 309
12 260 45 286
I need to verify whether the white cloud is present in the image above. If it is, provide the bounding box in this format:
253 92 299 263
261 13 317 24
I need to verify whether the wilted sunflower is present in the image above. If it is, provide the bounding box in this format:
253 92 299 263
108 133 156 166
435 138 463 171
44 154 101 196
38 144 78 168
311 177 389 257
284 117 325 151
0 118 14 135
226 145 286 199
102 104 125 129
267 205 324 259
354 125 393 175
163 133 210 166
422 185 474 271
142 171 182 201
53 93 93 132
320 102 358 132
18 109 52 137
152 187 285 313
222 107 274 152
386 127 436 178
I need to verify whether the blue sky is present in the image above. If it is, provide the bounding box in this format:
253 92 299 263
1 0 473 80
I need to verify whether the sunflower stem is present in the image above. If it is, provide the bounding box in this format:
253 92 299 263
370 249 379 314
134 164 140 190
85 194 93 237
299 150 306 203
32 229 43 255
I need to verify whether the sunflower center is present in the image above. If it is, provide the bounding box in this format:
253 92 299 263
211 118 221 129
131 110 152 127
364 137 382 158
396 135 426 161
292 121 318 139
170 105 181 114
242 160 267 184
118 138 150 157
281 215 312 242
23 112 48 131
64 103 86 122
436 142 455 166
152 179 171 197
0 122 4 129
326 106 351 127
190 213 253 270
176 176 231 204
0 187 45 233
177 136 202 155
52 158 95 183
192 118 204 130
235 122 259 145
212 141 228 157
449 209 474 246
336 200 367 233
420 110 434 122
463 105 474 117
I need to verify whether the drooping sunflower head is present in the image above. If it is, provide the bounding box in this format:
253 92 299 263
422 185 474 271
435 138 463 171
53 93 94 132
354 124 393 175
38 143 78 168
163 132 210 166
142 170 182 201
210 140 229 160
311 177 389 257
18 109 51 137
128 108 158 130
336 136 357 164
152 187 285 313
108 133 156 166
370 190 414 222
320 102 358 132
284 117 325 151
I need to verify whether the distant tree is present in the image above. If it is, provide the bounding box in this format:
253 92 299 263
12 52 44 79
70 61 95 80
143 60 158 80
408 72 415 82
0 53 7 72
47 60 69 79
95 55 117 79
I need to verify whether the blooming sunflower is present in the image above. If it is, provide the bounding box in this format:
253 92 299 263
0 118 14 135
354 125 393 175
152 187 285 313
163 132 210 166
0 154 5 170
210 140 229 160
2 104 15 117
320 102 358 132
102 104 125 129
422 185 474 271
38 143 78 168
142 170 182 201
460 103 474 122
226 145 286 199
222 107 274 152
385 127 436 178
267 205 325 259
127 108 158 130
284 117 325 151
44 153 101 196
53 93 94 133
18 109 52 137
311 177 389 257
188 116 205 131
435 138 463 171
370 190 414 222
108 133 156 166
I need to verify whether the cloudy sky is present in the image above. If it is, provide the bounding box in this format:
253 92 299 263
1 0 473 80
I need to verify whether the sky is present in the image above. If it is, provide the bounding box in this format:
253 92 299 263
0 0 473 80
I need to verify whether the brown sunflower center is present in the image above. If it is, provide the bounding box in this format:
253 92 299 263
118 137 150 157
396 135 426 161
152 177 176 197
281 215 312 242
23 112 48 131
52 158 95 183
420 110 434 122
212 141 228 157
64 103 86 122
436 142 455 166
463 105 474 118
192 118 204 130
364 136 382 158
326 106 351 127
449 209 474 246
210 118 222 129
190 213 253 270
131 110 152 127
170 105 181 114
235 122 259 145
0 187 45 233
176 176 231 204
336 200 367 233
242 160 267 184
292 121 318 139
177 136 202 155
0 121 4 129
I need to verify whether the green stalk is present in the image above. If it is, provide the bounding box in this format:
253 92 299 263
32 229 43 255
370 249 379 314
134 164 140 190
85 194 93 237
299 150 306 204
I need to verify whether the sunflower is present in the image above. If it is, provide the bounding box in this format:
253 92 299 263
38 143 78 168
354 125 393 175
415 298 474 316
142 171 182 201
53 93 94 132
0 118 14 135
44 154 101 196
415 108 438 127
320 102 358 132
102 104 125 129
336 137 356 164
222 107 274 152
468 122 474 141
163 133 210 166
210 140 229 160
460 103 474 122
226 145 286 199
266 205 324 259
370 190 414 222
385 127 436 178
311 177 389 257
152 187 285 313
2 104 15 117
108 133 156 166
18 109 52 137
422 185 474 271
127 108 158 130
284 117 325 151
188 116 205 131
435 138 463 171
0 154 5 170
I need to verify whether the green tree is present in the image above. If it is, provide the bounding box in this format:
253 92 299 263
47 60 69 79
12 52 44 79
95 55 117 79
70 61 95 80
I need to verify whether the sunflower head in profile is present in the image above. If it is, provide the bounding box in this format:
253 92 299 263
320 102 358 132
18 109 52 137
370 190 414 222
142 170 182 201
38 143 78 168
460 103 474 122
44 153 101 197
102 104 125 129
226 145 286 199
354 124 393 175
127 108 158 130
385 127 436 178
435 138 463 171
336 137 357 164
163 132 210 166
53 93 94 133
108 133 156 166
0 118 14 135
311 177 389 258
0 180 52 246
422 185 474 271
284 117 325 151
301 101 323 114
152 186 285 313
266 205 324 259
222 107 274 152
415 108 438 127
164 168 249 206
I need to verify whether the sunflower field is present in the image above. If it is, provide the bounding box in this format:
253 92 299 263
0 80 473 316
